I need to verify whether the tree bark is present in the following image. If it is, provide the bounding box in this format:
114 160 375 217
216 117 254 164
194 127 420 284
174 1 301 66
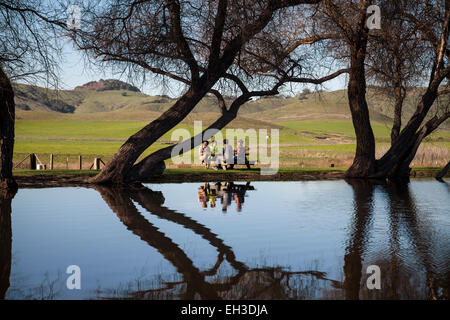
345 47 376 178
0 67 17 191
375 88 440 178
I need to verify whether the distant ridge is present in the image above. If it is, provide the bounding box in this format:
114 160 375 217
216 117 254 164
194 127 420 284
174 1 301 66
75 79 141 92
13 81 450 129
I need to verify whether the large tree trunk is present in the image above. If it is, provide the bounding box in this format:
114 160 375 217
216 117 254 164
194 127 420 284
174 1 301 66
90 77 216 184
0 67 17 191
127 97 247 181
90 40 244 185
345 48 376 178
374 87 440 178
127 112 236 181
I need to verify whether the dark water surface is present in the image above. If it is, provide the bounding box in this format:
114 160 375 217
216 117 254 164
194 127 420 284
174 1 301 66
1 179 449 300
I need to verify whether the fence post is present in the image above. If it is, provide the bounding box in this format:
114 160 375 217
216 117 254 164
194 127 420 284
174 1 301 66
50 154 54 170
30 153 37 170
93 157 101 170
79 155 82 170
66 156 69 169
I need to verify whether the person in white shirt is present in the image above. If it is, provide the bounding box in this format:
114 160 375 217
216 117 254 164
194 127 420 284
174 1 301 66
222 139 234 169
199 141 211 168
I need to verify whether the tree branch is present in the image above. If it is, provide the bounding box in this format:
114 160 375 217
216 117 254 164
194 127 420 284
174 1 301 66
165 0 200 82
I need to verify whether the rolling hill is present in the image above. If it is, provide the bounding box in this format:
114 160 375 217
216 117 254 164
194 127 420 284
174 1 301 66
14 80 449 130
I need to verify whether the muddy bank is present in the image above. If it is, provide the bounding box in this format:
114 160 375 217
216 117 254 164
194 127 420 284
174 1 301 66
13 168 447 188
15 174 93 188
14 171 346 188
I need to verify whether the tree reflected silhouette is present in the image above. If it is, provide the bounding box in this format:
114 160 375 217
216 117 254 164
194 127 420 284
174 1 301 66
343 179 375 300
343 179 449 300
94 184 340 300
0 188 15 299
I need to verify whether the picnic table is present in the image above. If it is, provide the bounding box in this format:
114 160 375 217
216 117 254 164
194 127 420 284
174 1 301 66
207 153 256 170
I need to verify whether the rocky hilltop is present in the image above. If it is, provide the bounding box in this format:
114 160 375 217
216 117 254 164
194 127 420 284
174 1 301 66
75 79 141 92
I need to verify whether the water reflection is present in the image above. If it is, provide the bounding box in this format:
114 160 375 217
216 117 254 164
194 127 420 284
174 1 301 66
94 184 338 299
0 189 15 299
382 181 448 300
2 180 449 300
95 181 448 300
342 179 449 300
197 182 255 211
343 180 375 300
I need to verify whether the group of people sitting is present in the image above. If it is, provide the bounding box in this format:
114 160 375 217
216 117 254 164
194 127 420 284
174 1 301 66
199 138 248 170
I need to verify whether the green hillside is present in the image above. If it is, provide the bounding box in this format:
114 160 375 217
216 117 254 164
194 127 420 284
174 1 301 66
11 81 449 171
14 81 449 130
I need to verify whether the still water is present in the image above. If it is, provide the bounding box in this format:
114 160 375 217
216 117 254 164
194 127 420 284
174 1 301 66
1 179 449 300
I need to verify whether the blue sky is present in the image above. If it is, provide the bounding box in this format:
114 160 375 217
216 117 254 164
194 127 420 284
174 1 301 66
59 42 347 96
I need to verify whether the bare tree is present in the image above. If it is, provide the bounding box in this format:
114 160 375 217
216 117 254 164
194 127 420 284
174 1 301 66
375 0 450 178
67 0 356 184
366 1 431 145
309 0 450 178
0 0 63 190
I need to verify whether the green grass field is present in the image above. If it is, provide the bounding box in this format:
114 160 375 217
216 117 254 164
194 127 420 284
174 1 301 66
13 114 450 171
278 120 391 139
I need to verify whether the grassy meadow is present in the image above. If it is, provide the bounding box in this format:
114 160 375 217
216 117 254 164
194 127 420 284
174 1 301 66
12 84 449 171
13 111 450 171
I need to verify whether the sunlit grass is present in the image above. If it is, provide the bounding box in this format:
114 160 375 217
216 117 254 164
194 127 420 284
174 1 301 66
13 118 449 169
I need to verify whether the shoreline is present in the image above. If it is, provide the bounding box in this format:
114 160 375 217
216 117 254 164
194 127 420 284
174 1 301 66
12 167 446 188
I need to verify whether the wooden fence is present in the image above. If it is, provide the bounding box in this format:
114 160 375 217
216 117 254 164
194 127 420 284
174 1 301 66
13 153 105 171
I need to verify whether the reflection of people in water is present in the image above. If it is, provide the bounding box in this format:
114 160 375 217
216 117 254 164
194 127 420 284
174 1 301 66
234 193 244 211
198 183 209 208
197 182 252 212
221 186 232 212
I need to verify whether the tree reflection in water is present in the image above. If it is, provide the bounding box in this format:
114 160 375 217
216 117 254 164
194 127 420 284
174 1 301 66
93 181 449 300
1 180 449 300
0 188 15 299
94 184 340 299
341 179 449 300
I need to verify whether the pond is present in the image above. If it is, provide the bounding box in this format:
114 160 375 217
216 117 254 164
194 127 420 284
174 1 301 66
1 179 449 300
